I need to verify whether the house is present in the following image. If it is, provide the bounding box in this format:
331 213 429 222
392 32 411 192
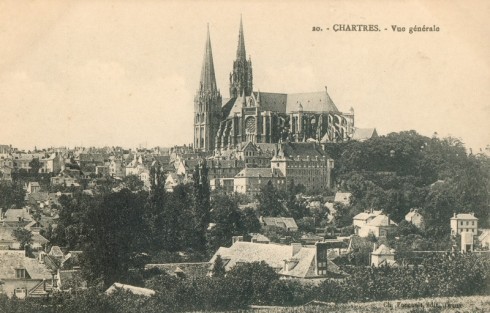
371 244 397 267
209 241 344 280
234 167 285 197
40 153 62 174
352 209 383 233
450 213 478 237
271 142 335 191
1 208 33 227
145 263 210 279
105 283 155 297
26 182 41 194
478 230 490 250
164 173 183 192
41 248 86 291
357 213 397 238
405 208 424 229
0 250 54 298
260 216 298 232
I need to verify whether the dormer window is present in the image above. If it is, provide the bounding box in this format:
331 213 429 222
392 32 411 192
15 268 28 279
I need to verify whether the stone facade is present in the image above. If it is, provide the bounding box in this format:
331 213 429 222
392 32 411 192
193 19 355 154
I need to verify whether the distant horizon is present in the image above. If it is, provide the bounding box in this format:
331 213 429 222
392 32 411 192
0 1 488 151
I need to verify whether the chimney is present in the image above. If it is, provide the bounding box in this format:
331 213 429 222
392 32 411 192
373 242 378 251
232 236 243 245
291 243 302 256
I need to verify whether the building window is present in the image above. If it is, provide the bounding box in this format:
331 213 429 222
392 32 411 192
15 269 26 279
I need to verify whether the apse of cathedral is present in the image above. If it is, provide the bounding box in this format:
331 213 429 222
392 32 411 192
193 18 355 154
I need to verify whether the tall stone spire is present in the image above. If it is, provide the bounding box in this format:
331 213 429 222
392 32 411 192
194 24 222 153
236 15 246 61
229 16 253 98
200 24 217 92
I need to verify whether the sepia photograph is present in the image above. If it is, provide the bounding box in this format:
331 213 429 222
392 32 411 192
0 0 489 312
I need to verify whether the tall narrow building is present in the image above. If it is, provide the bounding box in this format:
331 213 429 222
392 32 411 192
194 25 222 152
229 17 253 98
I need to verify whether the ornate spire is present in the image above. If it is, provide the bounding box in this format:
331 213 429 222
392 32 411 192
200 24 217 92
229 16 253 98
236 15 246 61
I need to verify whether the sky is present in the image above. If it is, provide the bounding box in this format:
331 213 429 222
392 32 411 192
0 0 488 151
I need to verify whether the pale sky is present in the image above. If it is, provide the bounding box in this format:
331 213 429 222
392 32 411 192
0 0 489 151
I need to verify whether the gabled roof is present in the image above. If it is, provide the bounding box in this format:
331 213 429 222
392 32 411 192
353 210 382 221
351 128 378 141
0 250 52 280
3 208 33 222
286 90 339 113
278 142 327 159
372 244 395 255
366 214 397 227
262 217 298 229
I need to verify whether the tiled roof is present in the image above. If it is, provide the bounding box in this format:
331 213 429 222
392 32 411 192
4 208 33 222
145 262 210 279
353 210 382 221
286 91 339 113
211 242 291 272
262 217 298 229
49 246 64 258
0 250 52 280
366 215 397 227
235 167 283 178
280 142 327 159
451 213 478 220
221 89 342 119
372 244 395 255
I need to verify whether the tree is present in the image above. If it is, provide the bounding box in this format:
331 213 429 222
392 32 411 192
28 158 42 175
11 228 33 250
190 161 211 252
226 261 279 305
80 189 148 287
207 193 245 251
256 181 285 217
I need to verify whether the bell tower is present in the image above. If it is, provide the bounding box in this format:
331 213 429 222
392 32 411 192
229 16 253 98
194 25 222 152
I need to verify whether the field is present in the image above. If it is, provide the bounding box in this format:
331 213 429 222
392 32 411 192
229 295 490 313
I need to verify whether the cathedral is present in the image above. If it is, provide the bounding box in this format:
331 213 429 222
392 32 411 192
193 18 355 154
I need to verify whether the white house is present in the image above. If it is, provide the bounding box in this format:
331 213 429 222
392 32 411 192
357 213 397 238
450 213 478 237
371 244 396 267
405 208 424 229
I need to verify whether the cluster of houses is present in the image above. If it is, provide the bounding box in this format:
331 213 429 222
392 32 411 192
2 141 335 197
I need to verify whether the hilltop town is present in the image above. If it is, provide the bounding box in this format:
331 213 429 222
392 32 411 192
0 17 489 313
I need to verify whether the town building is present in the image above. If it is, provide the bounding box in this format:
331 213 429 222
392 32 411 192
210 240 344 280
450 213 478 237
271 142 334 190
371 244 397 267
0 250 54 298
233 167 285 197
260 216 299 232
405 208 424 229
356 213 397 238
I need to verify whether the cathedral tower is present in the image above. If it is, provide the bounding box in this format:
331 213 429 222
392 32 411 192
229 17 253 98
194 25 222 152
